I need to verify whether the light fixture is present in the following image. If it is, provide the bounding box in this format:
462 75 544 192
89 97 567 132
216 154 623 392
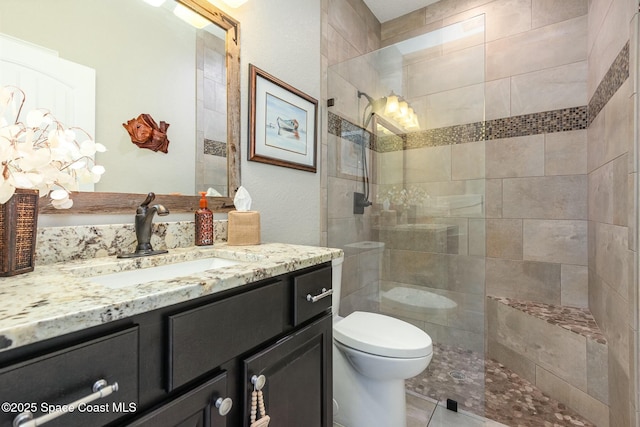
211 0 248 7
396 100 409 120
173 4 210 29
358 90 419 132
142 0 165 6
384 93 399 116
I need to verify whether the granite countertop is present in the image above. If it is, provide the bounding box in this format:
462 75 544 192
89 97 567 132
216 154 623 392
0 243 343 353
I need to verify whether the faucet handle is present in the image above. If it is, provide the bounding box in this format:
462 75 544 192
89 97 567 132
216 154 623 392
140 192 156 208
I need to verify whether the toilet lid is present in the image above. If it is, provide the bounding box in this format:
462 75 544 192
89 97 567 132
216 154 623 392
334 311 432 358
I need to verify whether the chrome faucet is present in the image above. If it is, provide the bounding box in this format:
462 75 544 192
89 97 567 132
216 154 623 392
118 192 170 258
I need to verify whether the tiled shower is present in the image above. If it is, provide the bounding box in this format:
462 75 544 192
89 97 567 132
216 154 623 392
324 0 638 425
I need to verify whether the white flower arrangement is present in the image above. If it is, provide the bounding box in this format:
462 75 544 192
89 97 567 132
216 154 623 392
377 185 427 211
0 86 106 208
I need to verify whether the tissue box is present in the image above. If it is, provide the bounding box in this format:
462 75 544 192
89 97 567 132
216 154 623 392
227 211 260 245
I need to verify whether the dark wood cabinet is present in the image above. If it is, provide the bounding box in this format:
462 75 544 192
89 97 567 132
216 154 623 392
0 262 333 427
167 279 286 391
243 314 332 427
125 372 230 427
0 327 139 427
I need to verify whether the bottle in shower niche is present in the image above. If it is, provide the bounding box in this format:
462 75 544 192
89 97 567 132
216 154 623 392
195 192 214 246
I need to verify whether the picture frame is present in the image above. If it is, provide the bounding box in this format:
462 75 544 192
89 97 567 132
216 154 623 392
248 64 318 172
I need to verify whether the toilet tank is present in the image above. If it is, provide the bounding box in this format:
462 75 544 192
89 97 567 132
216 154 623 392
331 255 344 317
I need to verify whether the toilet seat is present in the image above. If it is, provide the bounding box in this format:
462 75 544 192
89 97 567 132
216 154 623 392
334 311 432 358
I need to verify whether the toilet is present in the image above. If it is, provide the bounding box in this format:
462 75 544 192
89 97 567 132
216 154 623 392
331 256 433 427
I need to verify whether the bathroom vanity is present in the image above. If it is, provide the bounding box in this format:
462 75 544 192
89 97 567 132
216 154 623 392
0 243 341 427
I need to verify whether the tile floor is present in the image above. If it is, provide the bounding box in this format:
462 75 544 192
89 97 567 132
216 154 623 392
334 392 506 427
334 343 597 426
407 392 509 427
407 343 596 427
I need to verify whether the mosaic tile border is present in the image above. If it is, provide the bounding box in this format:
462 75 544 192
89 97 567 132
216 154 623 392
328 42 628 152
328 107 588 153
588 41 629 125
204 139 227 157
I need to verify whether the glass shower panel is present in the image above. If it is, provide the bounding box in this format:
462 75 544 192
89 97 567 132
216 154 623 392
327 14 487 417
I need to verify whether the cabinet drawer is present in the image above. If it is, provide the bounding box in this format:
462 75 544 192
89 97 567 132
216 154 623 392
127 371 229 427
0 327 138 427
168 280 286 391
293 266 332 326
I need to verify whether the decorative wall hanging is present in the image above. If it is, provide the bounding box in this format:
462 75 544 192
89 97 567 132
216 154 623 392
248 64 318 172
123 114 170 153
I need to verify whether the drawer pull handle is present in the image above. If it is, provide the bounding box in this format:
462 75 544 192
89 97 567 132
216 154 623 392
215 397 233 416
306 288 333 303
13 379 118 427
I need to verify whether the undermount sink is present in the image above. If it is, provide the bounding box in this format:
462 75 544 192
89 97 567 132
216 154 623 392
88 257 243 289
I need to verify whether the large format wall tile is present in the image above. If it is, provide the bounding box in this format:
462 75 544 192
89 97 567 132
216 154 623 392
452 140 485 180
443 0 532 43
376 150 405 185
419 83 486 129
328 176 360 219
327 24 362 66
532 0 588 29
510 61 587 116
587 338 609 404
535 366 609 427
380 8 426 43
502 176 588 219
588 154 629 226
486 219 523 260
545 130 588 176
486 135 545 178
486 258 561 304
522 219 588 265
588 270 630 375
486 15 587 81
328 0 369 56
485 179 503 218
608 352 632 427
561 264 589 307
485 78 511 120
489 299 588 389
587 0 634 97
408 44 485 96
447 254 485 295
594 222 630 299
384 249 449 288
602 80 631 166
404 145 452 183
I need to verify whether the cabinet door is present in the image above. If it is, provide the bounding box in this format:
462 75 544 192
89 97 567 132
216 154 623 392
243 314 332 427
126 372 230 427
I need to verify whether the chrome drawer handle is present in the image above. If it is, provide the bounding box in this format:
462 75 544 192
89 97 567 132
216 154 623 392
306 288 333 303
215 397 233 416
13 379 119 427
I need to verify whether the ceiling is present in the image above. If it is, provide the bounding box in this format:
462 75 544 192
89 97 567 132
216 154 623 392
362 0 441 23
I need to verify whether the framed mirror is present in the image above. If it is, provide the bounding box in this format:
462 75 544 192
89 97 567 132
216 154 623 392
0 0 240 214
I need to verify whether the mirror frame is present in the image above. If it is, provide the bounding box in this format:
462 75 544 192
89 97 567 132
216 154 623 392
40 0 240 214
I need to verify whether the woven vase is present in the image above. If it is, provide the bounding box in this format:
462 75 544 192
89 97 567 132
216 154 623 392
0 189 39 276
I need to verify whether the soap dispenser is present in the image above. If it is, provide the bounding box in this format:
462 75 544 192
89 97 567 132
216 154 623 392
195 192 213 246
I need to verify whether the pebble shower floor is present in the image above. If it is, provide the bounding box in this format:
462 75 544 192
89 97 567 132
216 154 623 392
406 343 595 427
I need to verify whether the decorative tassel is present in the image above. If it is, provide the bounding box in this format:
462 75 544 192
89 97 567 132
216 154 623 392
250 386 270 426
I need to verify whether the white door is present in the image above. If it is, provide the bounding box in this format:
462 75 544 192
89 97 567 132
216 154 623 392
0 32 96 190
